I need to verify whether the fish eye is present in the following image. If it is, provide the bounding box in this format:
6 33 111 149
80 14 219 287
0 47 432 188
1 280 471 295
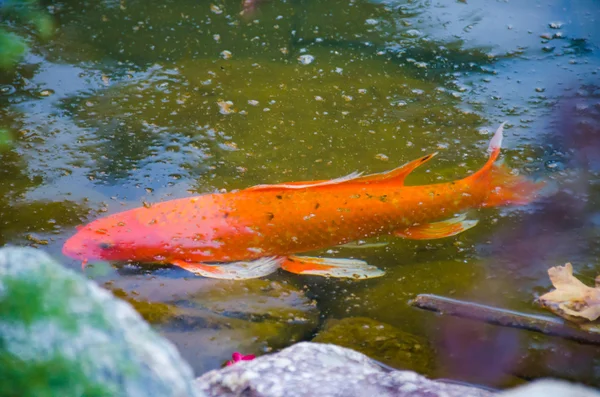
98 242 113 250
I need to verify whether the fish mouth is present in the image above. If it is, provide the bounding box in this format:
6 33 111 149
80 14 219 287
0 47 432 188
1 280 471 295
62 234 88 260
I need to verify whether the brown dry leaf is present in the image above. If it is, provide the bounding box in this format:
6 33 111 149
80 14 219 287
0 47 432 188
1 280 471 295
538 263 600 322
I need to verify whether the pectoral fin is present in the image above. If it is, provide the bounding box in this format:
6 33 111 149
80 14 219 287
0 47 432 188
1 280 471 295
395 214 478 240
281 256 385 279
171 257 282 280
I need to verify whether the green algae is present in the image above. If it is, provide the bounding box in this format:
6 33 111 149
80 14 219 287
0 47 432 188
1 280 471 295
109 287 180 325
313 317 435 376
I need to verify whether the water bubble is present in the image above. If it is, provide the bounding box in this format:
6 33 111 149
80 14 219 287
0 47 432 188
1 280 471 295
365 19 378 25
0 85 16 96
548 22 563 29
545 159 565 172
375 153 389 161
156 82 169 91
535 87 545 93
405 29 422 37
298 54 315 65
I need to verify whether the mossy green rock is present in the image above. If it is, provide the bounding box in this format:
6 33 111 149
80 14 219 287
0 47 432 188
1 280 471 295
312 317 435 375
0 247 204 397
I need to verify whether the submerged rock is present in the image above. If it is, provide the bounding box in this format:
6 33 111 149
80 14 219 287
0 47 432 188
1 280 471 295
0 247 203 397
105 274 320 374
312 317 435 375
196 342 492 397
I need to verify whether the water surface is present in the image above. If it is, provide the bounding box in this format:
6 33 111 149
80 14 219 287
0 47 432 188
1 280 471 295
1 0 600 387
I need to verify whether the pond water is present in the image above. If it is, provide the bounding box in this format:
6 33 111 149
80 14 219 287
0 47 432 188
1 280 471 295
1 0 600 388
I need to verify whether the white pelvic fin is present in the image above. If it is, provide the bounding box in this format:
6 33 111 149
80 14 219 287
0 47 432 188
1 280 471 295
172 257 282 280
282 255 385 279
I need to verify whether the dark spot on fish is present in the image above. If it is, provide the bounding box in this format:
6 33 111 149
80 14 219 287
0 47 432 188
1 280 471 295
315 203 320 209
379 195 387 202
98 242 113 250
365 193 374 199
266 212 275 221
276 195 283 200
223 212 230 219
421 155 432 162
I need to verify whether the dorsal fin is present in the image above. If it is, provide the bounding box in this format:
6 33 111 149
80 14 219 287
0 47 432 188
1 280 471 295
351 152 437 185
246 152 437 192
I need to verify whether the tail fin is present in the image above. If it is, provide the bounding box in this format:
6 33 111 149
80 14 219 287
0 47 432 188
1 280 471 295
467 123 546 208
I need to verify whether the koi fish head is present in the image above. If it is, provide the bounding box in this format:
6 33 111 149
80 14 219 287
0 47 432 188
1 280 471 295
62 210 159 262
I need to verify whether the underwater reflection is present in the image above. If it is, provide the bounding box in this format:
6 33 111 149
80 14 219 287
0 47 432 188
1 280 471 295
435 86 600 386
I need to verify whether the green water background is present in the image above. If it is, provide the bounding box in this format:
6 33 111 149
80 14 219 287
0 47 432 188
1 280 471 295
1 0 600 388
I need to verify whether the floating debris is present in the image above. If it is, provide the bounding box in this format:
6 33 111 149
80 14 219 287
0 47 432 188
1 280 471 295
38 89 55 97
538 263 600 322
217 100 235 115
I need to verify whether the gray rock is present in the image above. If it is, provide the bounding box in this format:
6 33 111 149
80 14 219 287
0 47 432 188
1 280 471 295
196 342 493 397
499 379 600 397
0 247 204 397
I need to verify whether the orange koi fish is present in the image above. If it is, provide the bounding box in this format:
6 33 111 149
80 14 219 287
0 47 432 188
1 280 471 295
63 123 544 280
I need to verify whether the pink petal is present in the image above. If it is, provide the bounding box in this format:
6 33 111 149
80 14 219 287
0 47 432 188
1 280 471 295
226 352 256 366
